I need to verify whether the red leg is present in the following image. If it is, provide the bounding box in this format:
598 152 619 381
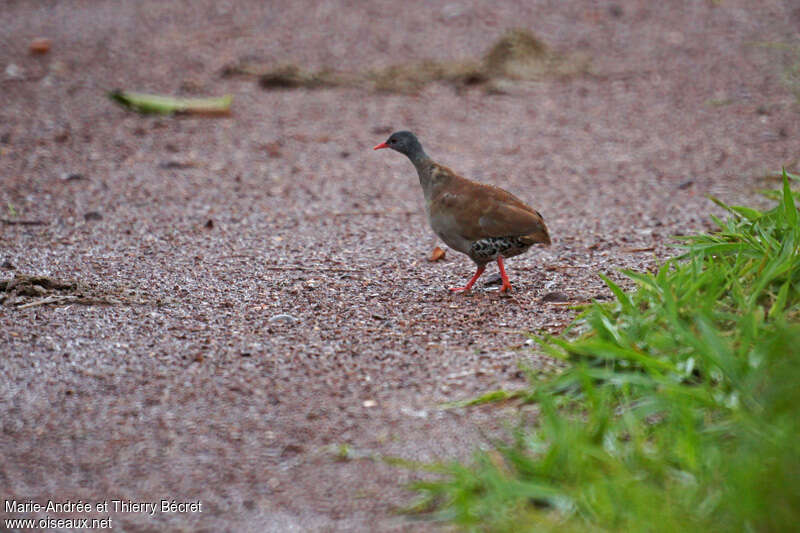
449 265 486 293
497 257 512 292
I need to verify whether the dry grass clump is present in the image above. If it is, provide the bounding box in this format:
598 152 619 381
258 65 353 90
228 29 591 95
367 60 487 94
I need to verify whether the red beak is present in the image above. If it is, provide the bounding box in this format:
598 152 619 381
373 141 389 150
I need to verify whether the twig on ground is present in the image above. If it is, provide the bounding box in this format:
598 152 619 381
17 295 76 309
621 246 656 253
16 294 118 309
1 219 48 226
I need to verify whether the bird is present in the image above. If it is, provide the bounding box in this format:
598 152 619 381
374 131 550 293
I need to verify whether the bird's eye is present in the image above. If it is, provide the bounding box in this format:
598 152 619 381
389 139 395 143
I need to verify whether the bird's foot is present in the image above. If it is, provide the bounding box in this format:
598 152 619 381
449 266 486 294
496 258 512 294
449 286 472 293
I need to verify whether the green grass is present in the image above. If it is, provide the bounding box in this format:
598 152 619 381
407 171 800 532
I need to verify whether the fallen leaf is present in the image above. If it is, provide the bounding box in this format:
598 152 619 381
30 38 51 55
108 90 233 116
428 246 446 262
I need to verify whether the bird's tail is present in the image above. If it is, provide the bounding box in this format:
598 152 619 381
521 225 551 247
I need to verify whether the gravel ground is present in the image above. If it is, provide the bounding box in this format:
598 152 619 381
1 1 798 531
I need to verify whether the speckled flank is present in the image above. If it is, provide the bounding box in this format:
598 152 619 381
469 236 531 263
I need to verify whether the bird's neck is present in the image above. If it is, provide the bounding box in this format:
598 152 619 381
407 148 430 168
413 158 457 207
410 155 435 198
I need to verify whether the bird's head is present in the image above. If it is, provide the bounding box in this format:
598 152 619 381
373 131 425 160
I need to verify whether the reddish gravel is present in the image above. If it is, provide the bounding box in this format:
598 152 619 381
1 1 798 531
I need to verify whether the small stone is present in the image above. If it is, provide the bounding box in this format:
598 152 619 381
268 313 299 324
84 211 103 221
483 272 503 286
1 259 14 270
61 172 85 181
540 291 570 303
362 399 377 408
159 160 195 169
5 64 24 80
399 406 428 418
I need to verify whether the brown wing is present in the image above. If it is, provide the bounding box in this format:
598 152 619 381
432 176 551 245
479 199 551 245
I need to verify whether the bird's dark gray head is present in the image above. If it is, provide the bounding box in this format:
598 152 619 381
373 131 427 161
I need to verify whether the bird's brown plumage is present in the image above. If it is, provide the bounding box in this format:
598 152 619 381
428 163 551 247
374 131 550 292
